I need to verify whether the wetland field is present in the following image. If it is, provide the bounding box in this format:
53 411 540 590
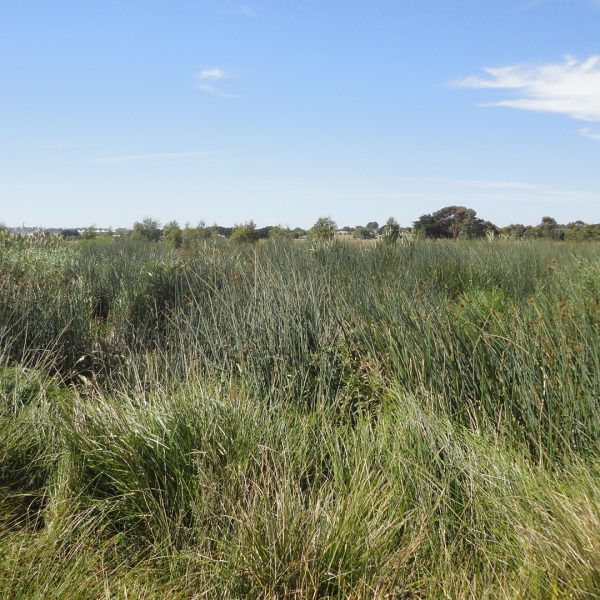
1 234 600 599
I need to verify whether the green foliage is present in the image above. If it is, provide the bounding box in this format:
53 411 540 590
309 216 337 241
382 216 400 243
564 221 600 241
267 225 294 240
1 238 600 597
182 221 214 247
132 218 162 243
80 226 97 240
500 217 600 241
60 228 80 240
458 215 487 239
162 220 183 248
414 205 487 239
352 225 375 240
230 221 258 244
292 226 307 238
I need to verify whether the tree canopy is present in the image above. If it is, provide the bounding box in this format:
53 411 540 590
310 217 337 241
230 221 259 244
413 206 482 239
163 221 183 248
382 217 401 243
132 218 162 242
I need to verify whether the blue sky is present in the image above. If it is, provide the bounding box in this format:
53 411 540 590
1 0 599 229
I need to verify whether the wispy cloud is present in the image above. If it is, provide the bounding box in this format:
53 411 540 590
456 55 600 128
292 182 599 210
580 127 600 141
197 68 227 81
195 67 240 98
196 83 240 98
86 151 228 164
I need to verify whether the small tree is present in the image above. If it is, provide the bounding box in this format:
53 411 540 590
382 217 400 243
353 226 375 240
132 218 162 242
539 216 564 239
230 221 258 244
501 224 526 239
60 228 80 239
163 220 183 248
182 221 214 247
268 226 294 241
413 206 480 239
81 226 97 240
309 216 337 241
292 227 307 239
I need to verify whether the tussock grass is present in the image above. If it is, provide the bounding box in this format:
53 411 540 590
1 237 599 597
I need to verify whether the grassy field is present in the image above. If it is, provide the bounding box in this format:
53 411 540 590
1 235 600 598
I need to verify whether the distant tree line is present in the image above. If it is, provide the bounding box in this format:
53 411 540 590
412 207 600 241
500 218 600 241
45 206 600 244
126 218 309 247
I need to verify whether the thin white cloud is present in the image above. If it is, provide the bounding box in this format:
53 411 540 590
196 83 240 98
457 55 600 123
580 128 600 141
197 68 227 81
195 67 240 98
292 184 599 208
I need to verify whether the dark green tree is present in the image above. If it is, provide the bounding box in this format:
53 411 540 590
501 224 528 239
413 206 481 239
458 217 487 239
81 226 97 240
353 226 375 240
182 221 214 247
132 218 162 242
230 221 258 244
60 228 80 239
292 227 307 239
565 221 600 241
382 217 400 243
412 213 439 238
309 216 337 241
268 226 294 240
163 220 183 248
539 216 564 239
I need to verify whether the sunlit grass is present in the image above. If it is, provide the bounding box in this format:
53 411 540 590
1 236 599 597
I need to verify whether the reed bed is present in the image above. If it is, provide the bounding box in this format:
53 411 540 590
1 236 599 598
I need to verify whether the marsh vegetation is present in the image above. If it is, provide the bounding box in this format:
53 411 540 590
1 233 599 598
